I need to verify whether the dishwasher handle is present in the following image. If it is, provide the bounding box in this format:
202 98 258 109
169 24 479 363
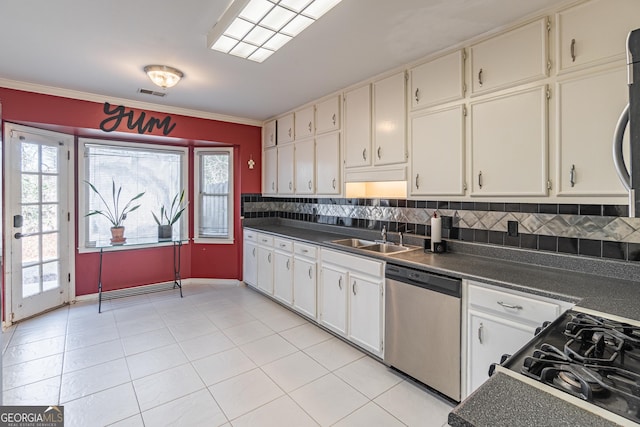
386 265 461 298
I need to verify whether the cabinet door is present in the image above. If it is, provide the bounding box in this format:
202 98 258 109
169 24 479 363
263 147 277 195
274 251 293 305
373 72 407 165
557 0 640 73
319 264 347 336
263 120 276 148
316 95 340 134
315 133 341 195
556 67 629 196
410 105 465 196
293 257 317 319
470 86 548 196
348 275 383 356
294 139 315 194
411 50 465 110
344 84 372 168
295 106 314 140
277 113 294 144
467 311 535 395
470 18 548 95
257 246 274 294
277 143 294 194
243 241 257 287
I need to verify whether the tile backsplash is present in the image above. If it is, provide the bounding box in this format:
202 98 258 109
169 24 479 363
241 195 640 263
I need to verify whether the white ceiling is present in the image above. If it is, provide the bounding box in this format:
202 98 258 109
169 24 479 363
0 0 563 123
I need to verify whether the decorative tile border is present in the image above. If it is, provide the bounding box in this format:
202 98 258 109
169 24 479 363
241 195 640 263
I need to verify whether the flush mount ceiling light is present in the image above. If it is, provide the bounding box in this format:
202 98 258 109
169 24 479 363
144 65 184 89
208 0 342 63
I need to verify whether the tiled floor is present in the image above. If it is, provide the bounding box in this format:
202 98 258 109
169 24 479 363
2 283 454 426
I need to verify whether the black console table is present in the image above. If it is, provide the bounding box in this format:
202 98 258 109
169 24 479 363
97 239 185 313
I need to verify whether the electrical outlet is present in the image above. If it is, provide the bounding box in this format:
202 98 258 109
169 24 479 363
508 220 519 237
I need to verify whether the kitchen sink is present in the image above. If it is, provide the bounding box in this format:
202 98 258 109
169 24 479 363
359 243 422 254
330 238 376 248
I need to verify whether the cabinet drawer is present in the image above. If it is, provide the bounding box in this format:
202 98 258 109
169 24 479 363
244 229 257 242
274 238 293 252
294 242 317 258
321 249 383 278
257 234 274 246
468 284 560 325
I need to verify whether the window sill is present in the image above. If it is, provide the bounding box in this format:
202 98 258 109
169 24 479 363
78 239 188 254
193 237 235 245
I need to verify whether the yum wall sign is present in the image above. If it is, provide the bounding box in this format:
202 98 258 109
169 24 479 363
99 102 176 136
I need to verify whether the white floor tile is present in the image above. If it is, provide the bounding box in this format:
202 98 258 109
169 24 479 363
239 334 297 366
3 354 63 390
290 373 368 426
279 323 333 349
192 348 256 386
3 336 65 366
8 325 67 347
116 316 166 338
60 358 130 403
262 352 329 393
209 368 284 420
222 320 274 345
63 339 125 373
259 310 308 332
65 325 120 351
179 330 235 361
304 337 365 371
133 363 205 412
167 317 219 342
206 308 256 330
334 356 404 399
142 389 228 427
126 343 188 379
121 327 176 356
374 381 454 427
106 414 145 427
333 402 406 427
63 383 140 427
231 395 318 427
3 376 61 405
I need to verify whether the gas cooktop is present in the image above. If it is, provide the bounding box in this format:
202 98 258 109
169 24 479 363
498 310 640 425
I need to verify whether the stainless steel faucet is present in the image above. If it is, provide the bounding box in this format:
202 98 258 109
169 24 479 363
381 225 387 243
399 232 404 247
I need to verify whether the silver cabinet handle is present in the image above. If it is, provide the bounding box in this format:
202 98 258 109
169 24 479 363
288 128 292 138
338 276 342 290
267 253 271 263
270 133 273 143
286 259 290 270
362 148 367 161
478 171 483 189
570 164 576 187
377 146 381 159
301 249 309 253
497 301 523 310
332 178 336 189
261 238 268 243
280 243 287 248
308 180 312 190
478 68 483 86
352 281 357 295
308 121 312 133
570 38 576 62
478 322 484 344
289 181 292 190
271 181 275 191
308 267 313 279
415 88 420 103
252 247 256 256
332 113 336 125
415 173 420 189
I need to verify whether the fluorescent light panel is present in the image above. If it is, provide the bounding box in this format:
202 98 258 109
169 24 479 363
208 0 341 62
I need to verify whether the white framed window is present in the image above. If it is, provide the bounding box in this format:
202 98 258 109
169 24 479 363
78 138 188 251
194 147 234 244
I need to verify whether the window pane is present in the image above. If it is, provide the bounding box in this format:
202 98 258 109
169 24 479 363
198 150 233 240
203 154 229 193
200 195 229 236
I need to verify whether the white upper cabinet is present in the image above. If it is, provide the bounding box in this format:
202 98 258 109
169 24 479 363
263 147 277 195
470 86 548 196
316 95 341 134
295 106 314 140
470 18 549 96
277 113 294 144
294 138 315 194
344 84 373 168
410 105 465 196
277 143 295 194
556 0 640 74
315 133 341 195
410 49 465 111
263 119 276 148
373 71 407 165
556 67 629 196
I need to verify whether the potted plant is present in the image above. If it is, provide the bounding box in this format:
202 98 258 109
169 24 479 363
152 189 186 241
85 180 145 245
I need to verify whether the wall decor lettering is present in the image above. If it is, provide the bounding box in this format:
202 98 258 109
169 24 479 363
99 102 176 135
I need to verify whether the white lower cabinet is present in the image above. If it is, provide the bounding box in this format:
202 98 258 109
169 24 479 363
242 230 258 287
257 234 274 294
320 249 385 357
273 238 293 305
292 242 318 319
465 280 574 398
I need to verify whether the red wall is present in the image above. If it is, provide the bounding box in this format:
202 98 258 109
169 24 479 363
0 87 262 296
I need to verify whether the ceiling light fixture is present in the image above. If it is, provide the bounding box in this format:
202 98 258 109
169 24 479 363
207 0 342 63
144 65 184 89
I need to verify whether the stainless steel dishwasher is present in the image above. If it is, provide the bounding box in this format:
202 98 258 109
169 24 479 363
384 263 461 401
